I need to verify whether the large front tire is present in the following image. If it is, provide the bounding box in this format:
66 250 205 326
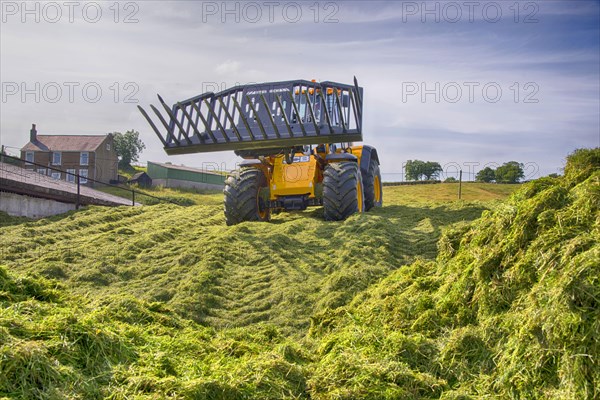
224 168 270 226
363 159 383 211
323 162 364 221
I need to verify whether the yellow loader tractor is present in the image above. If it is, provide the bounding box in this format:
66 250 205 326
139 77 382 225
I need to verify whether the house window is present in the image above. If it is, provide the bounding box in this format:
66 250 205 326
37 168 46 175
66 169 76 183
79 169 88 184
80 152 89 165
52 152 61 165
106 143 111 151
51 172 61 180
25 151 34 164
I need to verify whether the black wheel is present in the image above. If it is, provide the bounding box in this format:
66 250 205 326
323 162 364 221
223 168 270 226
363 159 383 211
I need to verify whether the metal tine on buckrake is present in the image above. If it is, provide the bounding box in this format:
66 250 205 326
138 78 364 156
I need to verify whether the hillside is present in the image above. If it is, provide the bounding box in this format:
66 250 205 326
1 152 598 399
384 182 517 203
308 148 599 399
0 184 499 336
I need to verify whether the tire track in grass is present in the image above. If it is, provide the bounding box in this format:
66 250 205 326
203 237 280 329
0 204 224 297
198 218 328 333
0 204 175 254
1 188 493 338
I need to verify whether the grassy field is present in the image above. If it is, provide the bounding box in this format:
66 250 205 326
385 182 517 203
0 184 508 335
97 181 518 206
1 151 597 399
95 183 217 206
117 164 147 179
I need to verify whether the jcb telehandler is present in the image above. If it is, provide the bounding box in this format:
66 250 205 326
139 77 382 225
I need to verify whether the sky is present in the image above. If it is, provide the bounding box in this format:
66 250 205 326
1 0 599 181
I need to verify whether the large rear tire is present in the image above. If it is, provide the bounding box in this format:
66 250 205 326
323 162 364 221
363 159 383 211
224 168 270 226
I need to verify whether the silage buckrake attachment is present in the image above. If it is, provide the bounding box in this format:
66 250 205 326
138 78 363 156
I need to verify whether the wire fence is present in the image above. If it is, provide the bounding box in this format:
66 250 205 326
381 171 477 183
0 151 181 208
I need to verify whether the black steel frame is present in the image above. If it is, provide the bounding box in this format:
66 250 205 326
139 77 364 155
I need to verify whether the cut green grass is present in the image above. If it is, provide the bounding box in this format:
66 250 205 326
308 148 599 399
0 186 488 336
95 184 222 206
0 150 597 399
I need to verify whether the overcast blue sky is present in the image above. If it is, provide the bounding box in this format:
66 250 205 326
1 0 599 180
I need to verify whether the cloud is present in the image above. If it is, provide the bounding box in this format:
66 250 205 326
215 60 241 75
0 0 598 181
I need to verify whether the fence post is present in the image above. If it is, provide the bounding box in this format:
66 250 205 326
76 174 81 209
458 170 463 200
132 189 135 206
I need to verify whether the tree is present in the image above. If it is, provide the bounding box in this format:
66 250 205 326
495 161 524 183
422 161 442 180
476 167 496 183
113 130 146 168
405 160 425 181
444 177 458 183
405 160 442 181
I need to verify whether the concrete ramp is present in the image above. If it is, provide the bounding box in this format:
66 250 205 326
1 162 134 218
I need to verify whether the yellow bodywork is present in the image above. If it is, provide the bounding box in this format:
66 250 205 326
269 155 319 200
267 145 365 201
347 145 364 162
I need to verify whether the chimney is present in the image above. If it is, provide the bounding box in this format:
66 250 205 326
30 124 37 142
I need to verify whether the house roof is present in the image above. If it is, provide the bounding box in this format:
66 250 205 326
22 135 108 152
149 161 226 176
130 172 150 180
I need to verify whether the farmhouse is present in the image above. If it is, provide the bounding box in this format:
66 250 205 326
20 124 118 187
